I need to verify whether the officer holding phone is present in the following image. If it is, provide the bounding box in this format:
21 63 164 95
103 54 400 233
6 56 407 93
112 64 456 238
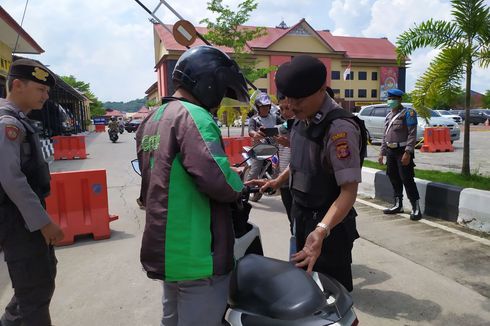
246 93 281 181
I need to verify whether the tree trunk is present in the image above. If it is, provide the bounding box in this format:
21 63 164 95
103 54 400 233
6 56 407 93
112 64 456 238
461 61 472 176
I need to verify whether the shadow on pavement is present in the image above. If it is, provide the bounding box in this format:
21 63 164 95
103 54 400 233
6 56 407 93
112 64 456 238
352 264 442 323
54 229 135 250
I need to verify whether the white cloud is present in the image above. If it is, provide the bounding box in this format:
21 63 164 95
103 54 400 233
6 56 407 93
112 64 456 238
2 0 489 101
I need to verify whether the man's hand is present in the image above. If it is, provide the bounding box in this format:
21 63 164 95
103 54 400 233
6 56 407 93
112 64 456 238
378 155 384 165
245 178 280 193
275 135 290 147
401 152 411 166
291 228 326 273
41 222 64 245
251 130 266 140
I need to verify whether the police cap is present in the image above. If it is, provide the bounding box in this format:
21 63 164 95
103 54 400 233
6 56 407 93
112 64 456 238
8 58 56 88
275 55 326 98
387 88 404 98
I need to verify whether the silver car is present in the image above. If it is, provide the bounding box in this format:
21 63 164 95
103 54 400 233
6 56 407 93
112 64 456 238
358 103 461 144
435 109 463 124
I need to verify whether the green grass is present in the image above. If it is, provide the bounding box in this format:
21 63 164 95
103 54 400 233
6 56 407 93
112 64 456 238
363 160 490 191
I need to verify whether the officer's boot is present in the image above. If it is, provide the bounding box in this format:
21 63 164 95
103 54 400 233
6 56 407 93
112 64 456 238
410 200 423 221
383 197 403 214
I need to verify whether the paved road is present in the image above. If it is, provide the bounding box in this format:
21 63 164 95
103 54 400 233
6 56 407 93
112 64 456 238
1 130 489 325
367 126 490 176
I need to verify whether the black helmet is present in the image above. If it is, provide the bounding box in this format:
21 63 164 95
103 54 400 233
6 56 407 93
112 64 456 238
172 46 249 109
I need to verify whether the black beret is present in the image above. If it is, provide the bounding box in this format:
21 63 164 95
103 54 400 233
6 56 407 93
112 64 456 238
275 55 326 98
8 58 56 87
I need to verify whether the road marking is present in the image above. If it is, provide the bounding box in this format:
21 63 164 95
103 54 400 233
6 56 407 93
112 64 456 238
356 198 490 247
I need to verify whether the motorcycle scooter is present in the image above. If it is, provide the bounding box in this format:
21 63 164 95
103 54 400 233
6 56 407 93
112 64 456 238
240 138 279 202
108 128 119 143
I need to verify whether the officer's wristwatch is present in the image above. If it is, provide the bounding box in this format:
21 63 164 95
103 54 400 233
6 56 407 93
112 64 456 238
316 222 330 238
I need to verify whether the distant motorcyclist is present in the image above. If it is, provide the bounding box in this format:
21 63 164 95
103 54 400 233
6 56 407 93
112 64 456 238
108 116 119 131
246 93 281 181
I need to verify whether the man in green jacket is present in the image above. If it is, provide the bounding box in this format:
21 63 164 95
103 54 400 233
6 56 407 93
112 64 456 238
136 46 249 326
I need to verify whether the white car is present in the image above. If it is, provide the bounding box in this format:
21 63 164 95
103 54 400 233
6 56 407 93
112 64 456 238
435 110 463 124
358 103 460 144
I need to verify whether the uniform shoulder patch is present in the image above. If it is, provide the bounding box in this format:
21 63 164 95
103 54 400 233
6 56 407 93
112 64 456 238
336 141 350 159
405 109 418 126
5 124 20 141
331 132 347 142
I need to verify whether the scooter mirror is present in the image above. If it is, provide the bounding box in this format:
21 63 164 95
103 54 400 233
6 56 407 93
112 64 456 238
250 144 278 160
131 159 141 176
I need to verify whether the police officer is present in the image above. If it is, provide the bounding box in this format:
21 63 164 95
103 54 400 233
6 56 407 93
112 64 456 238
248 55 361 291
0 58 64 326
378 88 422 221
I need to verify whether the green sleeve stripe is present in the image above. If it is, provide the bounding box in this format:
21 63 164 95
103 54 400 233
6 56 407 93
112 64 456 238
181 101 243 192
152 103 169 122
165 154 213 281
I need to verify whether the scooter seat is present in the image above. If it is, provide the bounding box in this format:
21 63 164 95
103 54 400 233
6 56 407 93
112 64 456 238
228 254 325 320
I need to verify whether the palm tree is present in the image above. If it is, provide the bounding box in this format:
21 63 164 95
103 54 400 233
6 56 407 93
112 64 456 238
396 0 490 176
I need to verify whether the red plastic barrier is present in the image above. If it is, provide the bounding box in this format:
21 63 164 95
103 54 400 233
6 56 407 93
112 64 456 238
45 169 118 246
222 137 252 166
52 135 87 160
420 127 454 152
95 124 106 132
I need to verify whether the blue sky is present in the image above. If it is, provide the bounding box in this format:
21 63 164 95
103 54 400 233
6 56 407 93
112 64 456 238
2 0 489 102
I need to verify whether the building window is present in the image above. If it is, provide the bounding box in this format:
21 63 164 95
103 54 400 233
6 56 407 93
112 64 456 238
371 72 378 80
345 89 354 98
331 71 340 80
358 71 367 80
332 89 340 94
358 89 367 98
371 89 378 98
346 71 354 80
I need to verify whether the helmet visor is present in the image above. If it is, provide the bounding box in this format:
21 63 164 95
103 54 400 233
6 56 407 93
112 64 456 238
219 62 250 107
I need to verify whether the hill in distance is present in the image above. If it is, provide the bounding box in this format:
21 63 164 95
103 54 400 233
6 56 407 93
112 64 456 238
103 98 146 113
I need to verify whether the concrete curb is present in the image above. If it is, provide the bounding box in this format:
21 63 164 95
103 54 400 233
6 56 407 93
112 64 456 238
358 167 377 198
361 167 489 233
458 188 490 233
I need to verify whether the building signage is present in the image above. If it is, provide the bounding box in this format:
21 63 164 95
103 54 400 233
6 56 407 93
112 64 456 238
0 42 13 78
380 67 399 101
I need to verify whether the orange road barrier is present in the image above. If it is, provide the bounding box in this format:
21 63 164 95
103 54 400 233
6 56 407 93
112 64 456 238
420 127 454 153
222 137 252 166
95 124 106 132
46 169 118 246
52 135 87 160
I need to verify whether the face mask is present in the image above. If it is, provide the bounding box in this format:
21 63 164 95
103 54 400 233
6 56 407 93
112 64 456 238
387 99 399 109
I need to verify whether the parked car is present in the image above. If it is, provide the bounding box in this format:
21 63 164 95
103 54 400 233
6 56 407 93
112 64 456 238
455 109 490 125
124 119 143 132
435 110 462 124
358 103 461 144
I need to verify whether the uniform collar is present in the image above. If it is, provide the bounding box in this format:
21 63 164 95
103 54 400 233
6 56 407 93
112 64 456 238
0 98 27 119
309 95 340 125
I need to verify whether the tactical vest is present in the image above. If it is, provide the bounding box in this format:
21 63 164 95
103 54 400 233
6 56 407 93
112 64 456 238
0 109 51 206
289 119 339 209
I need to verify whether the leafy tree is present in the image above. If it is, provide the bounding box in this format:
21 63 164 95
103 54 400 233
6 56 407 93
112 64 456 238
483 89 490 108
61 75 105 116
396 0 490 176
200 0 275 83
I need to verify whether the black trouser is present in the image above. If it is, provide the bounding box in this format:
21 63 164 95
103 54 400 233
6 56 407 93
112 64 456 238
0 205 57 326
280 187 293 235
386 147 420 202
291 202 358 292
